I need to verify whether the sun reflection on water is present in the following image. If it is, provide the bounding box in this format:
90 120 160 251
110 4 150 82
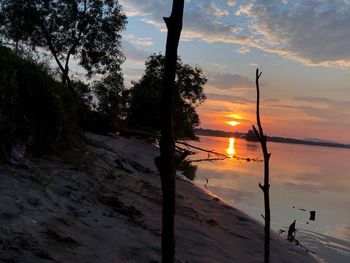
226 137 236 158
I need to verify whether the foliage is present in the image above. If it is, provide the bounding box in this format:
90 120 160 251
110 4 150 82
0 0 127 87
93 68 126 130
71 79 94 109
0 0 35 50
0 45 72 157
127 54 207 139
71 70 126 134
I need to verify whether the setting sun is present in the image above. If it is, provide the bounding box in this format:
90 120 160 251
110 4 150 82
226 121 240 127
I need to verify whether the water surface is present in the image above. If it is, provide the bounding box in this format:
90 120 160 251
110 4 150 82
190 135 350 263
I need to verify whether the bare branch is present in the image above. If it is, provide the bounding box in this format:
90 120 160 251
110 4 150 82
254 68 271 263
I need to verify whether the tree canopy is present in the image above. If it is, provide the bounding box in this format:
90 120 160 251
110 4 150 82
0 0 127 90
92 68 126 130
127 54 207 139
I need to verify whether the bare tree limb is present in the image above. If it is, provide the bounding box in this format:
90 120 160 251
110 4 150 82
254 68 271 263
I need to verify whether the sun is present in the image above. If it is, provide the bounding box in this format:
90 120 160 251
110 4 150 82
226 121 240 127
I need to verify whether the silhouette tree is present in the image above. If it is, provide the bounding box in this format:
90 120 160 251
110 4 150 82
155 0 184 262
92 68 126 131
127 54 206 139
252 69 271 263
0 0 35 52
0 0 126 92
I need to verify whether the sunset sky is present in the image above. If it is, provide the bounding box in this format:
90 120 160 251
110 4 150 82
118 0 350 143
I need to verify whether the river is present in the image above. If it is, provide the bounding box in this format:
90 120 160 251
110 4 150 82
190 135 350 263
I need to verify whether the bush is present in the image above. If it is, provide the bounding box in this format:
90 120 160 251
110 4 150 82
0 45 73 158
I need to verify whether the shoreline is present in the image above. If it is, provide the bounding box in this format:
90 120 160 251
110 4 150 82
0 133 322 262
196 130 350 150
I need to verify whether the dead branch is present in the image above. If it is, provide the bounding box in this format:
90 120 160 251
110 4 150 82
253 68 271 263
190 157 227 163
176 141 227 158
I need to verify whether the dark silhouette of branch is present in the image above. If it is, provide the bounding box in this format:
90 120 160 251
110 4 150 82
190 157 227 163
252 68 271 263
157 0 184 262
176 141 227 158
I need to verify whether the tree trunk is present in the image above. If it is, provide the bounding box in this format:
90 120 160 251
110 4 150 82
252 69 271 263
157 1 184 263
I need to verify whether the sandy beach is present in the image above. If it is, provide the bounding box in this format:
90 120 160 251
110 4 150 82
0 133 322 262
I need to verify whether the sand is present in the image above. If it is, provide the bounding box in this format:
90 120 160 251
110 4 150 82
0 133 322 262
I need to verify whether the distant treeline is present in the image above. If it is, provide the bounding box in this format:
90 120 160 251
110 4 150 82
195 128 350 149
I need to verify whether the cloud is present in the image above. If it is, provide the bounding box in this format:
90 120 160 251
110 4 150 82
119 0 243 44
294 96 336 105
201 3 229 17
249 0 350 67
205 93 254 104
293 96 350 111
263 98 279 103
181 9 242 42
207 72 254 90
235 3 253 16
126 34 154 46
226 0 236 7
266 96 350 126
236 46 250 54
121 40 150 63
119 0 350 68
119 0 169 17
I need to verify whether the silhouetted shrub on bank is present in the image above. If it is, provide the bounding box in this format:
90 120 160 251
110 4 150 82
0 45 73 158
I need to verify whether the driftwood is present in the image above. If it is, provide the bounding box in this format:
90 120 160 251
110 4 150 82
176 141 227 158
177 141 262 163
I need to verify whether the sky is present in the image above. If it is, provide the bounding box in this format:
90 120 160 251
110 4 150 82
118 0 350 143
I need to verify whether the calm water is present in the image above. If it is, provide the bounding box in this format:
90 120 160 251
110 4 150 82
190 135 350 263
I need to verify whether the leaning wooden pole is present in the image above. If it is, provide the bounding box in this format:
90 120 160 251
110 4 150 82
156 1 184 262
252 69 271 263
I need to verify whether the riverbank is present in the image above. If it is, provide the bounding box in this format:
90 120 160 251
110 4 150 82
0 133 322 262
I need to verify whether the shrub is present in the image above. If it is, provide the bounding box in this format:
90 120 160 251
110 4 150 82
0 45 73 158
